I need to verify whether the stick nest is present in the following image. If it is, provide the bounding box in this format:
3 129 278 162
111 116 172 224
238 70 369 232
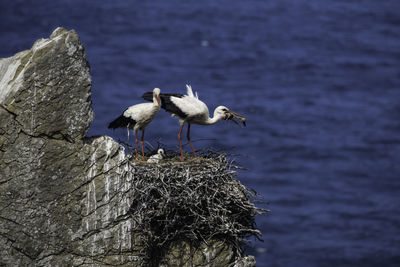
129 150 267 264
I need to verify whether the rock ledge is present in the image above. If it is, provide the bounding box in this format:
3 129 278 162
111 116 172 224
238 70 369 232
0 28 261 267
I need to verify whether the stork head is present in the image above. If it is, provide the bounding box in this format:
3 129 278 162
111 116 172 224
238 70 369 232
214 106 230 120
153 88 161 108
157 148 165 156
215 106 246 127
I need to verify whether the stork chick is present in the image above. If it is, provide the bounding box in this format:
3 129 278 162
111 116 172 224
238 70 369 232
142 85 245 161
147 148 165 163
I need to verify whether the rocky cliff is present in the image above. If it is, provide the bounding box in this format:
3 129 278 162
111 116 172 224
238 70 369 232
0 28 262 267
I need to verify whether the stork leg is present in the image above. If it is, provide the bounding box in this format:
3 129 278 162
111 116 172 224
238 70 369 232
187 123 197 158
178 124 184 161
135 130 139 160
140 129 146 161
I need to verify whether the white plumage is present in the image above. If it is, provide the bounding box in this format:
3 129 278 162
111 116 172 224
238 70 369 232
147 148 165 163
109 88 161 160
142 85 246 161
122 103 159 131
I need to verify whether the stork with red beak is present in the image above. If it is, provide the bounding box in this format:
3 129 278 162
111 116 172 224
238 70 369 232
142 85 246 161
108 87 161 160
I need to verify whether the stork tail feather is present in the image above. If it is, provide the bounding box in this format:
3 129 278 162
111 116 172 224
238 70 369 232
108 115 136 129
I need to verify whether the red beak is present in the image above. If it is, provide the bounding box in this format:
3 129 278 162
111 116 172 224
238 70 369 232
227 110 246 127
157 96 161 108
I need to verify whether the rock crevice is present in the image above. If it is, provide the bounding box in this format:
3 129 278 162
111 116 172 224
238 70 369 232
0 27 260 267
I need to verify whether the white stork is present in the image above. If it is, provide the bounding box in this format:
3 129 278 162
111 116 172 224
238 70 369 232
142 85 246 161
147 148 165 163
108 88 161 160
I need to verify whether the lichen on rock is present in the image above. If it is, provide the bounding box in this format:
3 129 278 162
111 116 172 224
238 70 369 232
0 27 265 267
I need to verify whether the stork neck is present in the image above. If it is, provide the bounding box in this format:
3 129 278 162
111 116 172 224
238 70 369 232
153 95 159 108
204 114 223 125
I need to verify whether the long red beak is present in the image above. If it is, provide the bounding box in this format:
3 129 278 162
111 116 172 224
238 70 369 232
157 96 161 108
227 110 246 127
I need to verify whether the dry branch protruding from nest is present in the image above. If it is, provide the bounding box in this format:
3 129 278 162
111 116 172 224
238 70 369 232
128 151 267 265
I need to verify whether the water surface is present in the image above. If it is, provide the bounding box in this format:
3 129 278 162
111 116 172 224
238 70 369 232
1 1 400 266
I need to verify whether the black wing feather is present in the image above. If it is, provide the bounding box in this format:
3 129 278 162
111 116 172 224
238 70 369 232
142 92 188 119
108 114 136 129
142 92 154 102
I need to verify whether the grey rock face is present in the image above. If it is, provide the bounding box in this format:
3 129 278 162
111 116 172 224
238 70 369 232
0 28 259 267
0 28 141 267
0 27 93 141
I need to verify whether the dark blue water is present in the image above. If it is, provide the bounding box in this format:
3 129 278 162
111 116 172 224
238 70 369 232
1 1 400 266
